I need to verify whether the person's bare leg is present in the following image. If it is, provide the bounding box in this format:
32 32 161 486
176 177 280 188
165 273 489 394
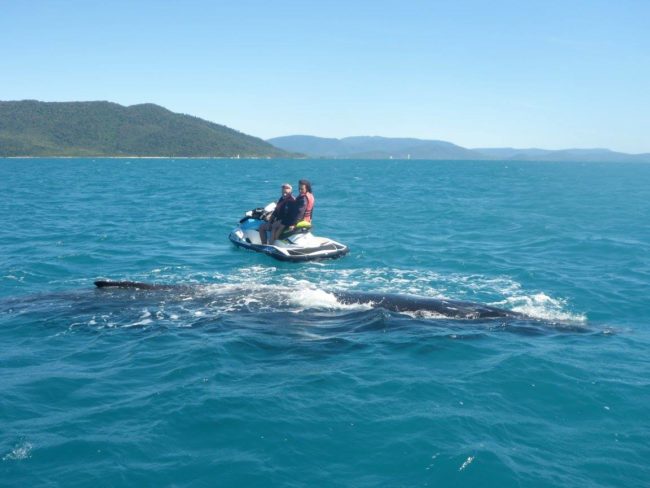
259 221 271 244
270 222 285 244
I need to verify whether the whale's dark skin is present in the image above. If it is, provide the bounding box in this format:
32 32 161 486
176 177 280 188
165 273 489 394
331 291 525 319
94 280 524 320
94 280 177 291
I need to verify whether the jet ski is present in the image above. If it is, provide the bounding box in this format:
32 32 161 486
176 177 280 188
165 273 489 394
228 202 349 262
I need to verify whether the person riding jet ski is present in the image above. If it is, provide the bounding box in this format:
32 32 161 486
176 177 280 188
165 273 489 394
259 183 294 244
271 179 314 244
228 179 347 262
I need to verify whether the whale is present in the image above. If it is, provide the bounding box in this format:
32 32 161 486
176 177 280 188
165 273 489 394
330 290 525 319
94 280 525 320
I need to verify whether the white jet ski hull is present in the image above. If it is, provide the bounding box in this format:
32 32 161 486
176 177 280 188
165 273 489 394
229 217 348 262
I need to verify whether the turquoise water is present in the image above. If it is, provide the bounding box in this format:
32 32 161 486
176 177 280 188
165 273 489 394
1 158 649 486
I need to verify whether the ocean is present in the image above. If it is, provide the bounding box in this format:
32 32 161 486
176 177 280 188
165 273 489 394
1 158 649 487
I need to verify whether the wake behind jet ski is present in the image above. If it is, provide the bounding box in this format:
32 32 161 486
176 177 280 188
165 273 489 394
229 202 349 262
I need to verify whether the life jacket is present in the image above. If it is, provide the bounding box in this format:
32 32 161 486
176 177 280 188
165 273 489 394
303 192 314 223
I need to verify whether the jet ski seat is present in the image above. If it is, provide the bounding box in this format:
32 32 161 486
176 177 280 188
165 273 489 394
279 220 312 239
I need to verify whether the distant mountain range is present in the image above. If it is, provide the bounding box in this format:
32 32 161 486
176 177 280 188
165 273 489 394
472 147 650 163
0 100 291 157
2 101 648 162
267 135 477 160
268 135 650 163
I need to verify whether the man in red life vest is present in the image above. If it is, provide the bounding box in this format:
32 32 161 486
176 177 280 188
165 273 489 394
270 179 315 244
259 183 294 244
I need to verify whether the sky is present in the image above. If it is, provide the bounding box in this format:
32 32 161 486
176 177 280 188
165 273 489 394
2 0 649 153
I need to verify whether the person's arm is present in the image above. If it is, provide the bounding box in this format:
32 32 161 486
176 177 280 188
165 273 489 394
289 196 306 228
270 197 283 221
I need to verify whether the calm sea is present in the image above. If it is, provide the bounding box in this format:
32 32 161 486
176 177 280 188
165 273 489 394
1 158 649 487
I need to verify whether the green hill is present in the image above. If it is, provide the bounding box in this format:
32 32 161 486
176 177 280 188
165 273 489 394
0 100 292 157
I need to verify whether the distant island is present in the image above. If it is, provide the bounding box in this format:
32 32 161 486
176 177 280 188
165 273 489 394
2 100 648 162
0 100 292 158
268 135 650 163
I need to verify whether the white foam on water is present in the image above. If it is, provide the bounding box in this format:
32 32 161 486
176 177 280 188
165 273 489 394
495 293 587 323
399 309 448 320
2 441 32 461
286 287 372 312
123 318 153 327
458 455 475 472
122 309 154 327
198 276 361 312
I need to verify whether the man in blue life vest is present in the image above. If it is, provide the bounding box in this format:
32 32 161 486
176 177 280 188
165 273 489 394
259 183 295 244
270 179 315 244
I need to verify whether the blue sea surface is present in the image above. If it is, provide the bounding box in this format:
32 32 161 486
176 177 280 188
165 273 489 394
1 158 649 486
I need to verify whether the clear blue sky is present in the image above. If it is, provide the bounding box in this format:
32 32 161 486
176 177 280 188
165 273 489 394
2 0 649 152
